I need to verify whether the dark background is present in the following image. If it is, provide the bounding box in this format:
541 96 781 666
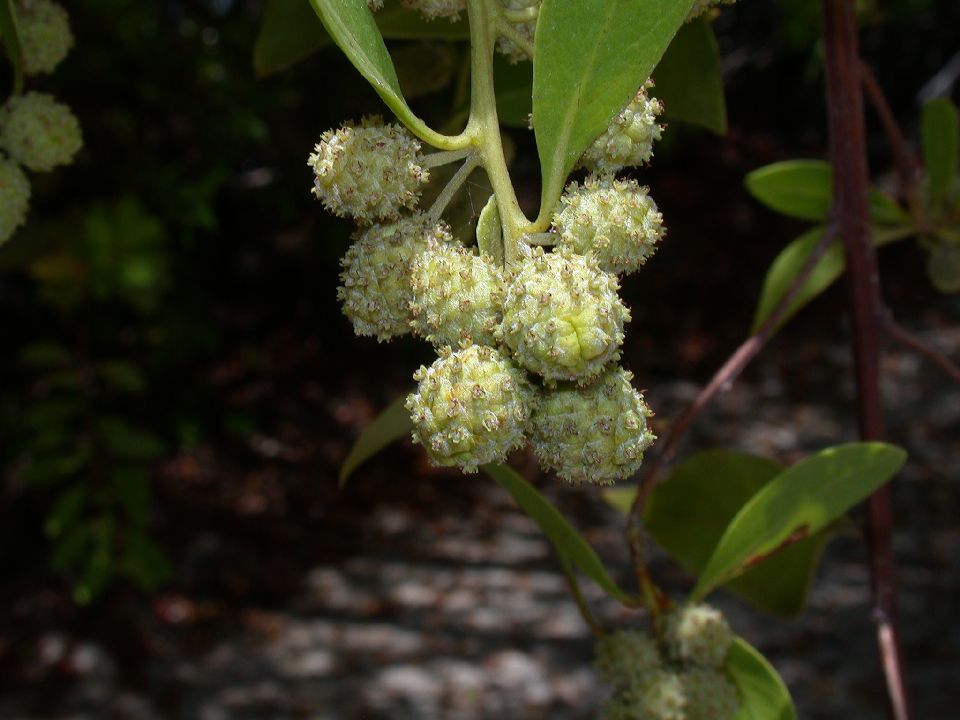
0 0 958 717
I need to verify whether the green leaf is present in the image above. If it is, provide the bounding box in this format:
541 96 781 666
484 463 635 603
727 638 797 720
533 0 692 214
97 417 165 460
19 341 70 368
642 450 828 617
339 394 412 486
110 467 152 525
751 224 915 333
692 442 906 600
45 485 88 539
0 0 25 94
744 160 833 221
309 0 448 141
651 17 726 134
745 160 910 225
254 0 469 77
122 531 172 591
921 98 959 210
98 360 147 395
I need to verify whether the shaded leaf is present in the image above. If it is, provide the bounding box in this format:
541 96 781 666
45 485 88 539
484 463 635 603
921 98 959 210
0 0 24 94
652 17 726 134
98 360 147 395
339 394 412 486
97 417 165 460
727 638 797 720
533 0 692 214
692 443 906 599
122 532 173 591
642 450 829 617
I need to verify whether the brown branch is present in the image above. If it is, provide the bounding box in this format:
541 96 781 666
559 558 604 638
625 226 837 589
859 61 926 227
823 3 912 720
882 310 960 384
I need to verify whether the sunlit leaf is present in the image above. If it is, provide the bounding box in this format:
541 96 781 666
728 638 797 720
339 394 412 486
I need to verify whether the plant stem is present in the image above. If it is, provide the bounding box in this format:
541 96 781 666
422 148 474 169
626 226 836 541
882 310 960 385
560 557 604 638
822 2 911 719
466 0 532 267
427 153 481 224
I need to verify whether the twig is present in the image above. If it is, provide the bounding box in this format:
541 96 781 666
559 557 604 638
626 224 837 567
882 310 960 384
859 62 926 227
823 3 912 719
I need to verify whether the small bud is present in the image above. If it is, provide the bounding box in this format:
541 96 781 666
400 0 466 21
308 117 428 222
15 0 73 76
409 241 505 348
0 156 30 244
594 630 662 691
0 92 82 172
502 248 630 384
406 344 534 471
552 175 665 275
531 366 655 485
579 81 663 174
338 214 452 341
664 603 733 668
608 669 687 720
496 0 539 63
683 667 740 720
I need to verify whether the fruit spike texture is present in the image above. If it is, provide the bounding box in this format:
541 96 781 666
16 0 74 76
406 344 533 471
682 667 740 720
409 240 505 348
530 366 655 485
594 629 662 691
552 175 665 275
0 92 82 172
308 116 428 223
664 603 734 668
579 81 664 174
0 156 30 244
338 214 453 341
400 0 466 21
501 248 630 384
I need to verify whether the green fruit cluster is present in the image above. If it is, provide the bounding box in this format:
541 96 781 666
0 2 81 246
311 68 671 478
596 606 740 720
579 81 664 175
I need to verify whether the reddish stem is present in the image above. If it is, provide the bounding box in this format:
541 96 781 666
882 311 960 385
822 2 911 719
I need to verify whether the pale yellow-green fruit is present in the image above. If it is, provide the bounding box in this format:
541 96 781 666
664 603 734 668
607 670 687 720
579 81 664 174
552 175 665 275
409 240 505 348
501 248 629 384
594 629 662 692
308 116 428 222
406 344 534 471
926 243 960 293
0 156 30 244
400 0 465 21
15 0 73 75
530 366 655 485
683 667 740 720
338 215 452 341
0 92 82 172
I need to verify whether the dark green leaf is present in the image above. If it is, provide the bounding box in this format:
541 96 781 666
642 450 828 617
45 485 88 539
19 342 70 368
533 0 692 214
73 518 115 605
50 523 91 572
97 417 165 460
110 467 152 525
309 0 448 140
484 463 635 603
921 98 959 210
0 0 24 94
255 0 469 77
98 360 147 395
727 638 797 720
651 17 726 134
339 394 412 486
122 531 172 591
692 443 906 599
